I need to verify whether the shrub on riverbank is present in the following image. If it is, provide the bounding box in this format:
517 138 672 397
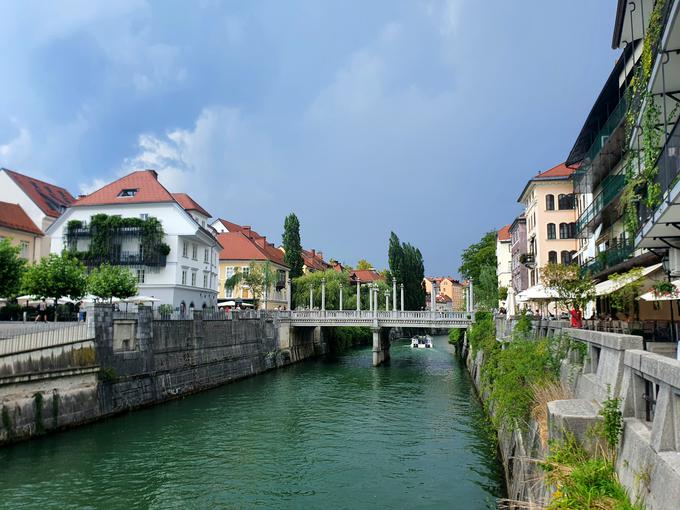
448 329 462 345
325 327 371 354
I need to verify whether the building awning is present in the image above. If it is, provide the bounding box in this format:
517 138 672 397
593 263 663 296
639 280 680 301
516 285 559 302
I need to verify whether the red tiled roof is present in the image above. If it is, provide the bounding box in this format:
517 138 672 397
214 218 262 238
75 170 175 207
350 269 384 283
2 168 75 218
302 248 330 271
534 162 575 179
0 201 43 235
498 224 511 241
217 231 288 267
171 193 211 218
436 294 452 303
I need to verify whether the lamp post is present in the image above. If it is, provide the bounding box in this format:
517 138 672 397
662 255 677 347
321 277 326 311
339 283 343 311
400 283 404 312
356 279 361 312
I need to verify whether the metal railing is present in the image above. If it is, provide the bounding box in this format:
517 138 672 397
575 174 625 236
581 239 634 275
0 322 92 356
638 116 680 230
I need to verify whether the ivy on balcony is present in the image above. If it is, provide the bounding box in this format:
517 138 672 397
65 214 171 268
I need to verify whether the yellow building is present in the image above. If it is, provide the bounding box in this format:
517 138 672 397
0 201 44 263
423 277 467 311
518 163 578 289
214 224 290 310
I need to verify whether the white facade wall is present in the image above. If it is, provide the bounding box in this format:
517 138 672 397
47 202 219 309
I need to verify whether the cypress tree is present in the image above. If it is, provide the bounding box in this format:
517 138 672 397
282 213 304 278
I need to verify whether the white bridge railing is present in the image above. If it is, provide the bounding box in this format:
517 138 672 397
0 322 93 357
280 310 473 324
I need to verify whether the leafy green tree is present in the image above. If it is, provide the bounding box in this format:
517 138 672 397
476 264 499 310
388 232 403 283
282 213 303 278
608 268 644 317
87 264 138 302
541 263 594 309
387 233 425 310
356 259 373 270
459 231 497 284
22 253 87 313
0 238 26 298
293 270 351 309
225 261 279 308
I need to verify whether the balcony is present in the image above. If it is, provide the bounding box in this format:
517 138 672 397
581 240 634 275
519 253 535 268
575 174 625 236
637 117 680 232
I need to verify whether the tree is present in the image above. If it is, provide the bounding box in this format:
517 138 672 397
225 261 279 309
282 213 303 278
387 233 426 310
476 265 499 310
0 238 26 298
459 231 497 284
541 263 594 309
22 252 87 315
608 268 644 317
293 270 351 309
87 264 138 302
356 259 373 270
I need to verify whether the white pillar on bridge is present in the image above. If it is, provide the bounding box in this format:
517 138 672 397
286 278 291 311
385 291 389 311
392 279 397 311
321 277 326 311
369 284 373 312
468 281 474 312
309 286 313 310
400 283 404 312
356 280 361 311
339 283 343 311
430 283 437 313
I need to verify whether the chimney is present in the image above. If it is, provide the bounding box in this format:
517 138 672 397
317 251 323 260
311 249 316 257
256 237 266 248
242 226 251 237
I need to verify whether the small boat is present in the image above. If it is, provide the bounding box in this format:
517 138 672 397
411 335 433 349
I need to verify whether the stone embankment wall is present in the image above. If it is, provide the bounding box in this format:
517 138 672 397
464 319 680 510
0 306 324 446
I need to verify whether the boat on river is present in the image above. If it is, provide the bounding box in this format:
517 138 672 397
411 335 433 348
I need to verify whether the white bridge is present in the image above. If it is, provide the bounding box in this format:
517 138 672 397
278 310 473 329
276 310 473 366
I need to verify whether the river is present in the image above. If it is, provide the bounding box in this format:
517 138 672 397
0 335 505 509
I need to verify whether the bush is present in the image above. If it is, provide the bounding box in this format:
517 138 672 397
467 311 496 356
448 329 463 345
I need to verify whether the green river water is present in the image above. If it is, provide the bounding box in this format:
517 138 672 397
0 335 505 509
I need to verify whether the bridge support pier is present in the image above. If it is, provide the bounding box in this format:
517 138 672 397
372 327 390 366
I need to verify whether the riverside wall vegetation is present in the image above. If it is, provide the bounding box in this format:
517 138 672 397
450 311 679 510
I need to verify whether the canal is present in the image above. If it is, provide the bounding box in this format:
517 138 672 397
0 335 505 509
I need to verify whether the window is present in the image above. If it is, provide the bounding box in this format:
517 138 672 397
19 241 29 259
548 251 557 264
225 266 235 279
191 272 197 286
181 270 187 285
225 285 234 298
242 266 250 277
558 193 574 210
137 269 145 283
182 242 188 258
559 223 572 239
140 213 148 220
203 273 208 288
192 244 197 260
546 194 555 210
561 251 572 265
118 188 137 197
547 223 556 240
204 248 209 263
569 222 576 238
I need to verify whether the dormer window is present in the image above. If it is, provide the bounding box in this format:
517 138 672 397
118 188 138 197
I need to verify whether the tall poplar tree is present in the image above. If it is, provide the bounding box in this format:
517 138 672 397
387 233 426 310
282 213 304 278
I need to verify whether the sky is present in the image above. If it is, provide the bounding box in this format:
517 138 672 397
0 0 619 276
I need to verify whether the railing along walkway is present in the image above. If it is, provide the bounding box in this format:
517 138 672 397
0 322 93 356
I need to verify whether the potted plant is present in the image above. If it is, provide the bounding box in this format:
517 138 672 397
652 281 677 297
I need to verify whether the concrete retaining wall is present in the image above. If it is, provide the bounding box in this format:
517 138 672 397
0 305 323 445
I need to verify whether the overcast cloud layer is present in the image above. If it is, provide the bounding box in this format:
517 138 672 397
0 0 617 275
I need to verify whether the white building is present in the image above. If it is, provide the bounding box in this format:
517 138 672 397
496 225 512 308
47 170 220 310
0 168 75 258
